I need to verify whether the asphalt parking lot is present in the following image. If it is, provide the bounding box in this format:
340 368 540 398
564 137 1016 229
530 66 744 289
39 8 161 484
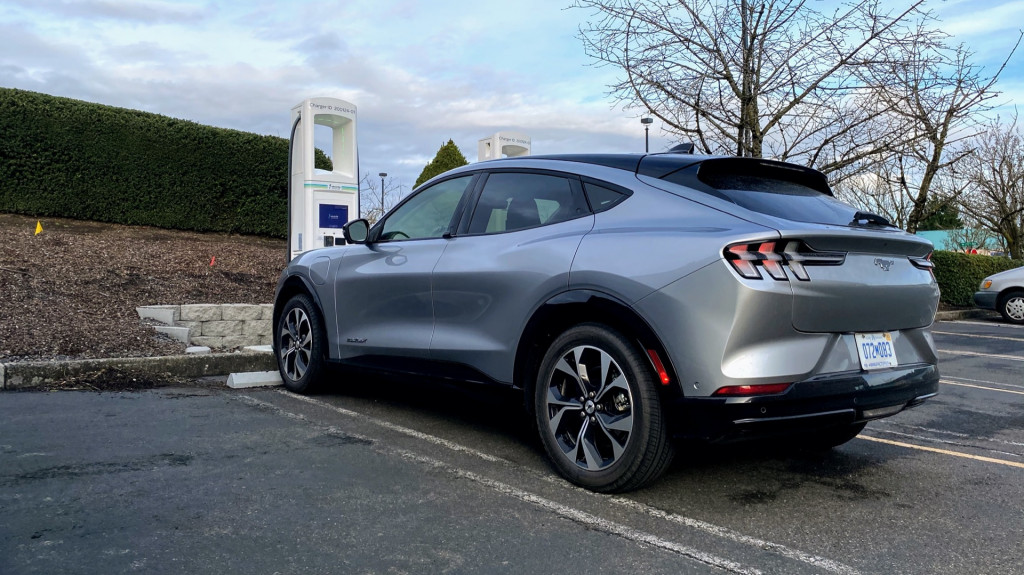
1 318 1021 575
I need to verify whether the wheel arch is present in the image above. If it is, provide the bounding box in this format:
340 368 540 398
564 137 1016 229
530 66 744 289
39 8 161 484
273 273 331 355
997 286 1024 302
514 290 683 413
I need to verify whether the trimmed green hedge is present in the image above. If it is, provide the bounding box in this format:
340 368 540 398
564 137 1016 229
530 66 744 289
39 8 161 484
0 88 330 238
932 251 1024 306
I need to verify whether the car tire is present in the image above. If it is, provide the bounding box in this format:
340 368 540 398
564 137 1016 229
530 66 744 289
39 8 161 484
534 323 674 492
796 422 867 451
276 293 327 394
997 290 1024 324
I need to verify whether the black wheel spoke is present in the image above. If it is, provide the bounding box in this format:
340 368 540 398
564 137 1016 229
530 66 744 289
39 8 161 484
544 344 634 472
279 305 314 383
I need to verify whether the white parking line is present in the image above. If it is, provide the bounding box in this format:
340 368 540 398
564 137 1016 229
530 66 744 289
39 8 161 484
938 320 1024 329
395 449 764 575
605 496 861 575
239 393 762 575
280 390 504 462
876 421 1024 448
942 376 1024 391
869 428 1024 454
941 380 1024 397
937 349 1024 362
932 330 1024 343
266 390 861 575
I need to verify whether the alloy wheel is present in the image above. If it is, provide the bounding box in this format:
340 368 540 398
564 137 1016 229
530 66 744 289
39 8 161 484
279 307 313 381
543 345 635 471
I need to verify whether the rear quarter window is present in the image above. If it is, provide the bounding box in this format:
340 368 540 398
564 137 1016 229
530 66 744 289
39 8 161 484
582 180 631 213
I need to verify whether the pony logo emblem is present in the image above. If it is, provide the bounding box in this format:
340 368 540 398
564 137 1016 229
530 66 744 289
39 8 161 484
874 258 894 272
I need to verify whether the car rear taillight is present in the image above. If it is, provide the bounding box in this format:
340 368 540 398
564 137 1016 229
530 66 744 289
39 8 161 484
712 383 792 396
724 240 845 281
909 252 934 276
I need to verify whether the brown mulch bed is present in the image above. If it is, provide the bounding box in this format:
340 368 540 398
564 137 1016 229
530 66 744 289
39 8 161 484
1 212 286 363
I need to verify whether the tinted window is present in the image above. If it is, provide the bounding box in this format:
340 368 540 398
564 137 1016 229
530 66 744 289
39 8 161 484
468 173 582 234
660 160 858 226
583 181 630 212
380 176 472 241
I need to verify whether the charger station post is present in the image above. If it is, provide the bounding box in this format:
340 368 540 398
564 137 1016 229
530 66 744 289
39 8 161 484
477 132 531 161
289 97 359 261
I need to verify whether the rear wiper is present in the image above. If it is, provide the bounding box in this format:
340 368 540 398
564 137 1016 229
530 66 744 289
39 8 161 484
850 211 897 228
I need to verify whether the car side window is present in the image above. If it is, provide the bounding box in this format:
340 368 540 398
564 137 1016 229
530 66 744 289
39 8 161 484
379 176 472 241
467 173 583 235
582 181 631 213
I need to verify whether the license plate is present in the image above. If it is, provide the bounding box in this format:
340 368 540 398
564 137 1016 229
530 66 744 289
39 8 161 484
855 332 898 370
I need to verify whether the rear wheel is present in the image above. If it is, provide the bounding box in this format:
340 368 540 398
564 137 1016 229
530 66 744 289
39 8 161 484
998 290 1024 324
534 324 674 492
276 294 327 393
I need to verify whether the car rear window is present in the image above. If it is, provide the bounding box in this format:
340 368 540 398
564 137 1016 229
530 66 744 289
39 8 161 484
658 158 859 226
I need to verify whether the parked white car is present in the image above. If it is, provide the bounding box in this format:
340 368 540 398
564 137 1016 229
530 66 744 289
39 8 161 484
974 266 1024 324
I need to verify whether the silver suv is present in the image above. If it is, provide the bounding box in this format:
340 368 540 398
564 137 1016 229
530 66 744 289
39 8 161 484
273 153 940 492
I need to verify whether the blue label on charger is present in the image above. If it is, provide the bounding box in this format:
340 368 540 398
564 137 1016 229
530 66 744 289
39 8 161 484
319 204 349 229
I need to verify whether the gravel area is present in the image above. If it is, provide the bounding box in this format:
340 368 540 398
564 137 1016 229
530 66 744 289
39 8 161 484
1 212 286 362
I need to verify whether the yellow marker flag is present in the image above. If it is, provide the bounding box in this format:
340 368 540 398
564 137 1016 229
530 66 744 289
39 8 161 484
35 221 43 235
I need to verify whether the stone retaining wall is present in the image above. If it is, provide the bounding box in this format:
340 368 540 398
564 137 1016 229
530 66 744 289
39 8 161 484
137 304 273 349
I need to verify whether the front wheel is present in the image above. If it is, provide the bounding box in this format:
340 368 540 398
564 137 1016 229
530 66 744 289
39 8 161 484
998 290 1024 324
534 324 674 492
276 294 327 393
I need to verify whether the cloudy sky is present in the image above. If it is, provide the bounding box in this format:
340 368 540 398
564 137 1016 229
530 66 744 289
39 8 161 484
2 0 1023 199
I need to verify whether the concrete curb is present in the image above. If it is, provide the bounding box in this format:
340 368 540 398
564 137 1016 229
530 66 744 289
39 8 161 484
0 351 277 391
934 309 1001 321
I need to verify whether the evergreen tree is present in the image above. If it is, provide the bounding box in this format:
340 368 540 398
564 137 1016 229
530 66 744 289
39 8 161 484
414 139 468 188
918 199 963 231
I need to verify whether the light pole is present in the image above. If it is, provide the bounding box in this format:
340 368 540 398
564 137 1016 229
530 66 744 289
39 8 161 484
378 172 387 219
641 117 653 153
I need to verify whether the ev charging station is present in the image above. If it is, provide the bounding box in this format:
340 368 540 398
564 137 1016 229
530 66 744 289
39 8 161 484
288 97 359 260
477 131 531 161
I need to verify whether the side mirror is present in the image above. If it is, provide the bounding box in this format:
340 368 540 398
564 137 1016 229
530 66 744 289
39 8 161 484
342 219 370 244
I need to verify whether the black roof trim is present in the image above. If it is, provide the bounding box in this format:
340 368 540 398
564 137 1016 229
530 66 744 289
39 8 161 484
637 154 708 178
519 154 645 172
489 154 830 194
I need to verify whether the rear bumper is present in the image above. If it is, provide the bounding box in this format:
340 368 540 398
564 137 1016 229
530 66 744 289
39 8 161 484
973 291 997 310
668 363 939 441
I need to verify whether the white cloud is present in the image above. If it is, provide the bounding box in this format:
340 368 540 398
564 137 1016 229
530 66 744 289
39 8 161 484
936 0 1024 37
7 0 207 23
0 0 724 190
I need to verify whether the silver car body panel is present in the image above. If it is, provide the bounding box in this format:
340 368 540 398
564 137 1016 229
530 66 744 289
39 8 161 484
276 154 939 405
429 214 595 382
333 238 448 360
976 265 1024 300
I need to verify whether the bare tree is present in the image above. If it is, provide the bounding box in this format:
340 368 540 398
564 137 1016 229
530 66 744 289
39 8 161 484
862 28 1020 232
359 173 404 225
575 0 1018 233
958 118 1024 259
832 169 915 229
944 226 997 253
573 0 925 168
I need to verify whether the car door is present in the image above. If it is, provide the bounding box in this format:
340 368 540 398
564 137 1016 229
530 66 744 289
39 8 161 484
429 170 594 383
333 175 475 361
